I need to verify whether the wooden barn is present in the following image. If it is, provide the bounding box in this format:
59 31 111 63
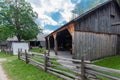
45 0 120 61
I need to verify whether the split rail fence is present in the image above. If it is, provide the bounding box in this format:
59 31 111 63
18 49 120 80
1 47 13 55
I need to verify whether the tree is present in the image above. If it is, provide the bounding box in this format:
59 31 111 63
0 0 41 41
72 0 108 17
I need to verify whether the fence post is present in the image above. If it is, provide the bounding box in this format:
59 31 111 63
18 49 20 60
81 56 86 80
11 48 13 55
44 51 49 72
25 50 29 64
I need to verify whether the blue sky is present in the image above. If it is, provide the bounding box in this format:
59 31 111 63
27 0 81 34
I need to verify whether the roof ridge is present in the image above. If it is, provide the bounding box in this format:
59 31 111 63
74 0 113 21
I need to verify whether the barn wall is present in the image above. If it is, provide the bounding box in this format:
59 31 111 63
74 31 117 61
75 1 120 34
117 35 120 55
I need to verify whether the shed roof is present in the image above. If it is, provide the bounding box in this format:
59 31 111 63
46 0 120 38
7 34 46 41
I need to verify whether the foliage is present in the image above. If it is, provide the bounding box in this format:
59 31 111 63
0 0 41 41
72 0 108 16
0 25 14 41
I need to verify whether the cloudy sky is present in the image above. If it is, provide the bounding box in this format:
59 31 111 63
26 0 81 34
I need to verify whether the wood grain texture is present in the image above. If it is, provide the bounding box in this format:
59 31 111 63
74 31 117 60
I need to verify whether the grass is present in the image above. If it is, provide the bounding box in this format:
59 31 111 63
93 56 120 69
93 56 120 80
2 52 120 80
29 47 46 54
0 52 62 80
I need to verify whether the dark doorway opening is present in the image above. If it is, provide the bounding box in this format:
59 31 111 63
57 29 72 51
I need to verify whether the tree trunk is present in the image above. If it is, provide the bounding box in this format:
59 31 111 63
17 35 21 42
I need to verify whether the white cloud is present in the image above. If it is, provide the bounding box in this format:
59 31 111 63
43 29 53 34
77 0 81 3
27 0 75 33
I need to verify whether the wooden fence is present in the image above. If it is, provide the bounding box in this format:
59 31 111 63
18 49 120 80
1 47 13 55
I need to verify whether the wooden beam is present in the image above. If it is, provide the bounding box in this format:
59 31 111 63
48 27 67 37
67 23 75 36
112 22 120 26
53 33 58 55
47 37 50 55
67 23 75 55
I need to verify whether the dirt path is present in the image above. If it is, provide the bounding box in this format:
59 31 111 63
0 58 8 80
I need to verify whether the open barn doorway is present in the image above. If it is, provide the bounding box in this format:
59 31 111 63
57 29 72 52
46 29 73 59
49 35 54 50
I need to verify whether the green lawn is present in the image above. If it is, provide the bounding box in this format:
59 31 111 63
1 52 120 80
93 56 120 80
0 52 62 80
30 48 46 54
93 56 120 69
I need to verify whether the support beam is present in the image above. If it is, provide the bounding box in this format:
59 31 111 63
47 37 50 56
53 33 58 55
67 24 75 56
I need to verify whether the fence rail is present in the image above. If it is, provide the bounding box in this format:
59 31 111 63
1 47 13 55
18 49 120 80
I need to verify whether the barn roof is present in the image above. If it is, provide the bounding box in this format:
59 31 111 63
7 34 46 41
46 0 120 38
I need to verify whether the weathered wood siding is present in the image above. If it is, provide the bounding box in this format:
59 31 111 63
75 1 120 34
117 35 120 55
74 32 117 60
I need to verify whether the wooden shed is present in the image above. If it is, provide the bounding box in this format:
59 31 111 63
45 0 120 61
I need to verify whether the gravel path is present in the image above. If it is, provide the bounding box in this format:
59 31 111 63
0 58 8 80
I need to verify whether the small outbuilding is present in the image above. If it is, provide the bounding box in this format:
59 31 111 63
45 0 120 61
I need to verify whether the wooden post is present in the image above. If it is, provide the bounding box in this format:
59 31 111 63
81 56 86 80
53 33 58 55
47 37 50 56
25 50 29 64
18 49 20 60
67 24 75 56
20 49 22 56
11 48 13 55
44 51 49 72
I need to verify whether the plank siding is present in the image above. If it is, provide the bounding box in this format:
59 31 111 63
117 35 120 55
74 32 117 60
75 1 120 34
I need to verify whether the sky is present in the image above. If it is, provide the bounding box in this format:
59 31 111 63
26 0 81 34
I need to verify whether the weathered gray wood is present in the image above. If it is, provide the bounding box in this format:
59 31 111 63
86 69 120 80
48 70 74 80
49 63 81 75
47 56 91 63
75 1 120 34
25 50 29 64
53 35 58 55
86 64 120 75
74 32 117 60
29 58 44 66
29 59 44 70
18 49 20 60
29 53 44 56
18 51 120 80
112 22 120 26
81 56 87 80
47 67 77 79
